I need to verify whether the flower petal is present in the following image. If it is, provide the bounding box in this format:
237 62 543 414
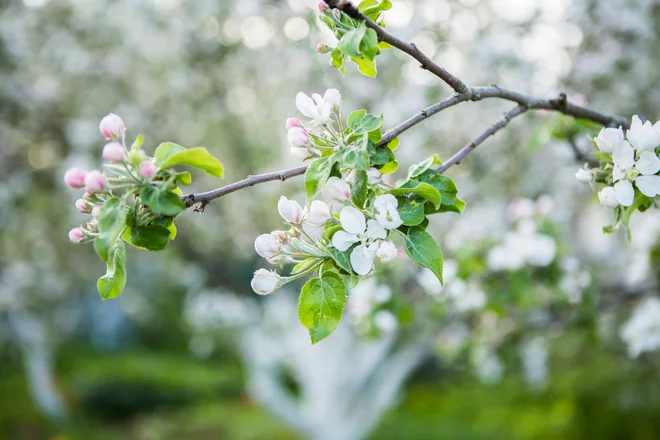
636 151 660 175
594 127 624 153
350 245 375 275
366 219 387 240
612 141 635 170
332 231 360 251
612 165 625 182
598 186 619 208
635 175 660 197
374 194 398 212
295 92 315 119
339 206 366 234
614 180 634 206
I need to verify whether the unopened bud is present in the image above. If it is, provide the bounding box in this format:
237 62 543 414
84 170 106 193
285 118 302 130
75 199 88 213
251 269 282 295
99 113 126 140
102 142 125 162
68 227 86 244
316 43 332 54
64 168 86 189
140 160 158 179
318 1 329 12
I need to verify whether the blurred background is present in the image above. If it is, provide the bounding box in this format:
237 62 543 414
2 0 660 438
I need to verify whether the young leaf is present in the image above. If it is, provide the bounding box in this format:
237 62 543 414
298 271 348 344
359 27 379 60
330 47 347 75
322 224 343 241
425 197 466 215
141 186 185 216
337 22 367 58
176 171 192 186
397 197 426 226
379 160 398 174
305 157 332 200
351 170 368 208
291 258 319 275
403 226 444 284
94 197 127 262
408 154 443 179
348 112 383 135
416 171 458 206
154 142 185 165
327 246 355 274
97 240 127 300
159 147 224 178
352 57 377 78
358 0 392 20
336 139 370 171
129 223 171 251
347 109 368 128
388 180 442 208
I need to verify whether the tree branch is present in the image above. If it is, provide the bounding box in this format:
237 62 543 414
181 3 632 209
436 105 528 174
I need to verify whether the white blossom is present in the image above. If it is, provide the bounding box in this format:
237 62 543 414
598 186 619 208
374 194 403 229
376 241 397 263
366 167 381 184
296 92 332 123
620 297 660 358
331 206 387 275
600 140 660 207
305 200 332 226
277 196 303 224
321 177 351 204
323 88 342 107
594 126 624 153
627 115 660 152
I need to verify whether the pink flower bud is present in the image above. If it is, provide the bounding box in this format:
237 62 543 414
102 142 125 162
321 177 351 204
99 113 126 140
140 160 158 179
287 127 309 148
278 196 303 224
318 1 329 11
64 168 87 189
254 233 281 260
285 118 302 130
75 199 88 213
91 205 102 217
305 200 331 226
68 227 85 244
84 170 106 193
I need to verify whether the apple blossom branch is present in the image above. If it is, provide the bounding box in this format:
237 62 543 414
182 2 630 210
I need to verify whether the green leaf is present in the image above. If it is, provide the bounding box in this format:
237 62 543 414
359 27 379 61
94 197 127 262
387 137 400 151
397 198 426 226
369 142 395 167
159 147 224 178
327 246 354 274
358 0 392 20
349 112 383 135
351 170 368 208
298 272 348 344
388 180 442 209
416 171 458 206
336 138 370 171
322 224 343 241
130 134 144 152
592 151 613 164
176 171 192 186
97 240 127 300
408 154 443 179
330 47 347 75
291 258 319 275
351 57 377 78
379 160 398 174
130 224 171 251
337 22 367 58
154 142 185 165
347 109 367 128
141 186 185 216
403 227 444 284
426 197 466 215
305 157 332 200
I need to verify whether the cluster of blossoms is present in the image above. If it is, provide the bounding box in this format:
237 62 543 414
576 116 660 219
285 88 343 161
64 114 157 244
251 188 401 295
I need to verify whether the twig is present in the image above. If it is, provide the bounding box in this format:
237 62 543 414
436 105 528 173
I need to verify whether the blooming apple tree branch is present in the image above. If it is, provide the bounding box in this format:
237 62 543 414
63 0 660 344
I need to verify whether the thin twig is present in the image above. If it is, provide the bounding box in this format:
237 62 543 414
436 105 528 173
